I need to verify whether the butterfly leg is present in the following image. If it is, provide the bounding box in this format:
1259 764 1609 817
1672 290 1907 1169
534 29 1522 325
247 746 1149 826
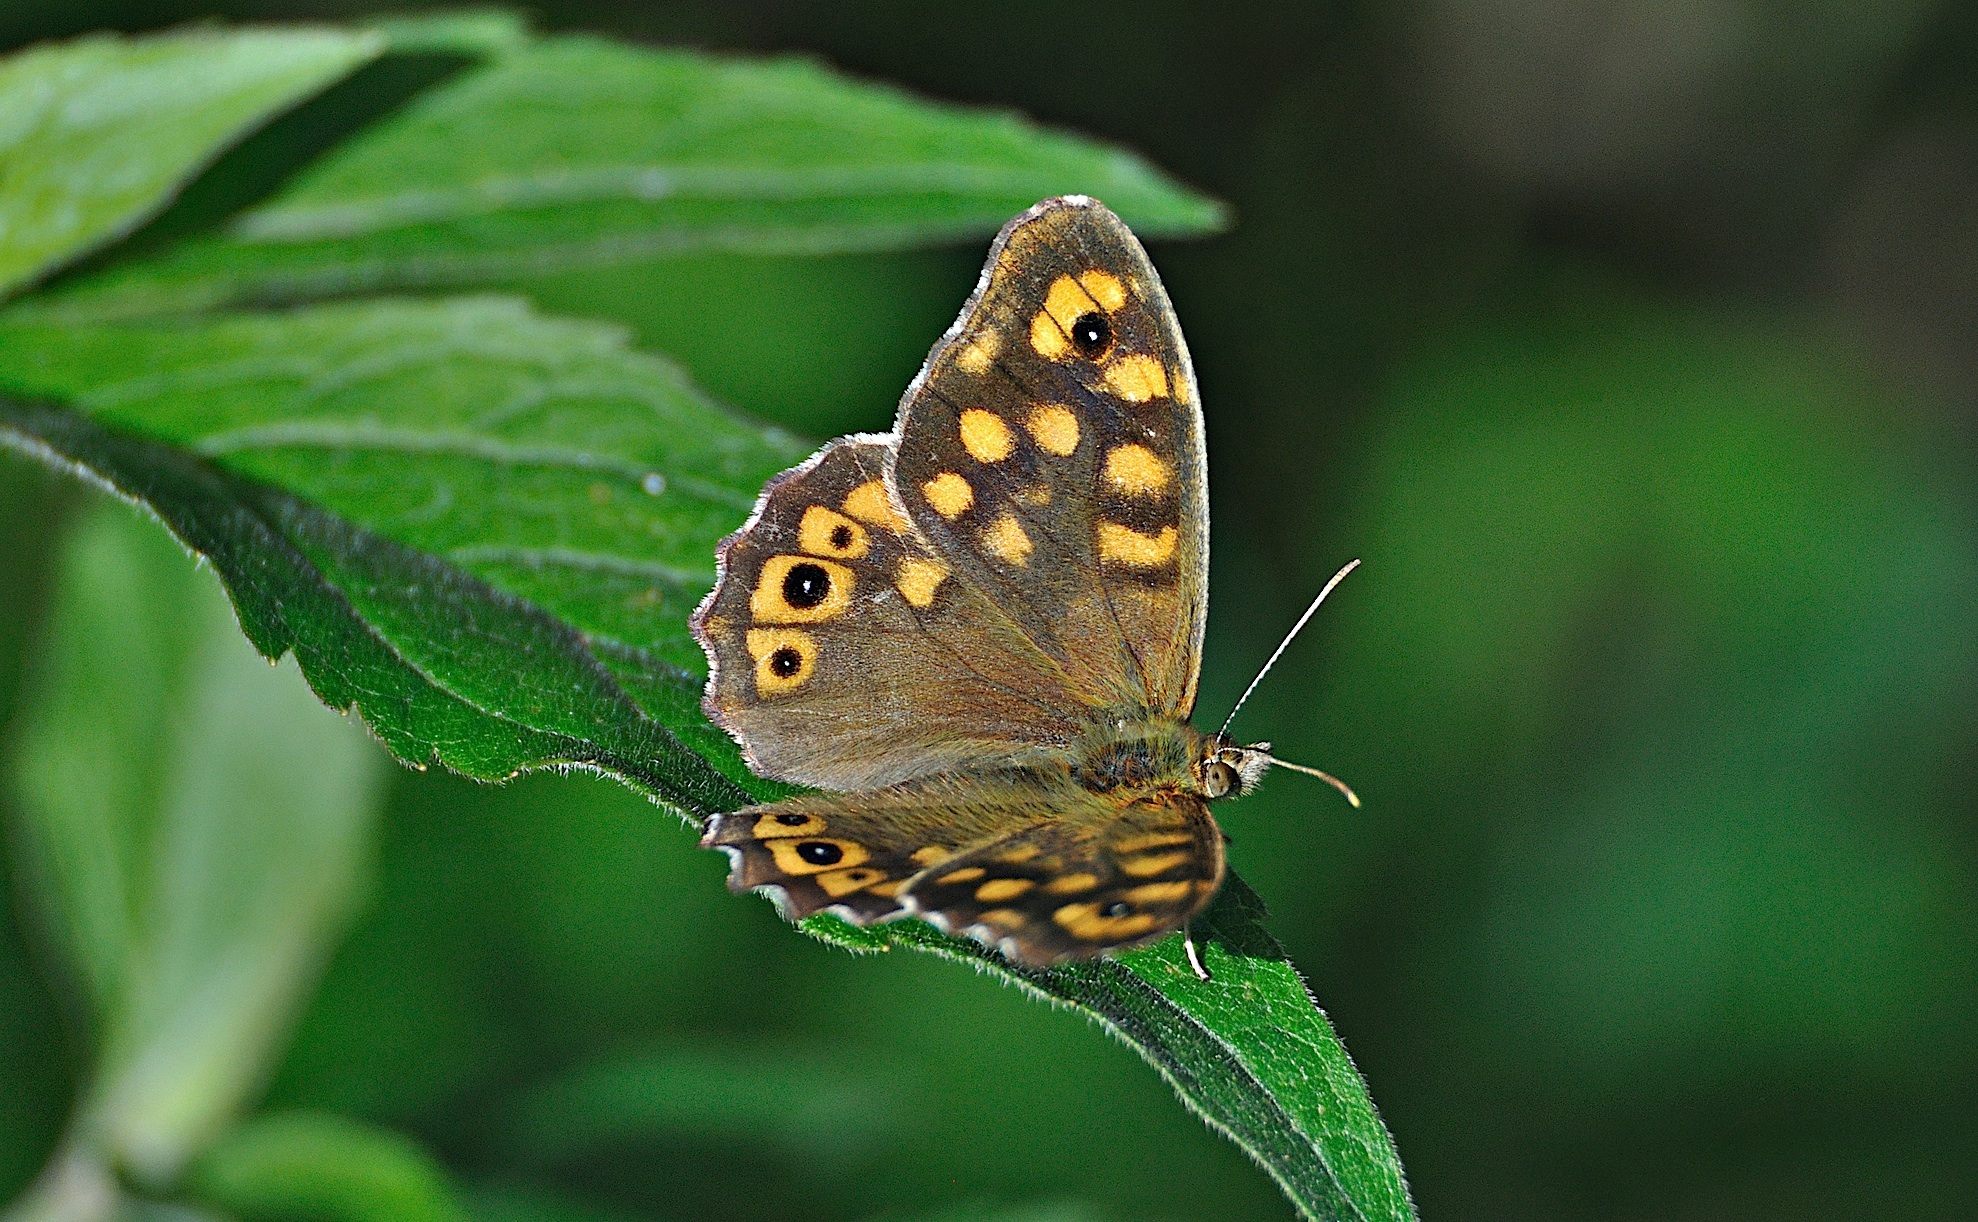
1183 923 1211 981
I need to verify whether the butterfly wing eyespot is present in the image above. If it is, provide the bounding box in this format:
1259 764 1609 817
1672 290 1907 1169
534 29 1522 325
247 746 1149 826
1070 312 1112 359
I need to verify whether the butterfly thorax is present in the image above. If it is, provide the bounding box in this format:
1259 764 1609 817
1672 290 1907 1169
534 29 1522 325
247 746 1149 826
1070 716 1267 802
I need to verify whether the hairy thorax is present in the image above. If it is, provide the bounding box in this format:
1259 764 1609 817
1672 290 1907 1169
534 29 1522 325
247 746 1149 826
1068 715 1266 800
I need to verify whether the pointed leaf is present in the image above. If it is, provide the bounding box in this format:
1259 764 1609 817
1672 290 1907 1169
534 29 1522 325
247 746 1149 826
0 294 1411 1218
34 37 1223 318
0 26 381 299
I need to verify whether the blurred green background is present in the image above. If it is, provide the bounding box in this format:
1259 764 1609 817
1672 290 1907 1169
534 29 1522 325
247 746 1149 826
3 2 1975 1220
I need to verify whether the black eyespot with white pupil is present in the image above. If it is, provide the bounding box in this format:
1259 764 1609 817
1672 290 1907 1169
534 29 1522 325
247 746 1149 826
768 648 803 677
783 562 830 609
1071 312 1112 358
775 812 809 826
797 841 843 866
829 524 853 550
1102 901 1132 918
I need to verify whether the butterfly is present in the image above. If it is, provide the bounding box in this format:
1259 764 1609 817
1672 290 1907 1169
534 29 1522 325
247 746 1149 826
692 196 1353 972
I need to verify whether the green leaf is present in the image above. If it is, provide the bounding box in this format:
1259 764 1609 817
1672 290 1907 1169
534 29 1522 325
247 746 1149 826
0 296 1412 1219
871 1205 1109 1222
367 9 534 57
839 878 1414 1222
502 1040 902 1164
0 41 1399 1215
0 26 382 300
6 501 387 1185
0 297 805 674
187 1112 467 1222
0 397 758 818
34 36 1223 318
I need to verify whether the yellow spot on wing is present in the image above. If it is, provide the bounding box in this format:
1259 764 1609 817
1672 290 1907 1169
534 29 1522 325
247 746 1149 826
1052 902 1161 943
921 472 974 519
1113 830 1194 853
1103 444 1172 496
940 866 986 884
841 480 906 533
1119 850 1192 877
997 844 1042 864
894 558 948 608
1103 354 1169 402
977 908 1027 931
1026 404 1080 456
1043 872 1102 894
1123 880 1196 905
910 845 954 868
750 555 854 623
797 505 869 559
954 331 1001 374
959 409 1014 463
1079 269 1128 312
1097 523 1179 568
766 837 870 876
982 513 1033 565
1031 272 1108 361
753 811 826 838
1030 310 1070 359
1044 275 1091 331
745 627 817 695
815 867 884 897
975 877 1035 902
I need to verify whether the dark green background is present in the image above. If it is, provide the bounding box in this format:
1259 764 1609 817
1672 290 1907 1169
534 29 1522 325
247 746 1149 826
4 2 1975 1219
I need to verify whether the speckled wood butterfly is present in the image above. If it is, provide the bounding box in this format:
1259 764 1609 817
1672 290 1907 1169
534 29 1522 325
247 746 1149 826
693 196 1354 972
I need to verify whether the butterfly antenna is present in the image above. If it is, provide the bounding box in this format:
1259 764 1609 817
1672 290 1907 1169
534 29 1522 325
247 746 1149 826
1263 756 1361 808
1216 558 1361 741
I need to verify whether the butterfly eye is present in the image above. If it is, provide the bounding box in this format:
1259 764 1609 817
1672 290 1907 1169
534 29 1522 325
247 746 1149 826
1102 901 1133 918
796 841 844 866
1202 761 1239 799
782 562 832 609
1070 312 1113 359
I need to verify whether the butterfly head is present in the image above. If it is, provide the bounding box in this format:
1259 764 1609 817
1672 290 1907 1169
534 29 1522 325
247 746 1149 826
1199 736 1274 799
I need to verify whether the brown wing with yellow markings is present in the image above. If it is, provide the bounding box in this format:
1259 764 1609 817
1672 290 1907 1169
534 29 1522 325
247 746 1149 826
692 438 1090 791
889 196 1210 718
701 768 1225 965
900 788 1224 964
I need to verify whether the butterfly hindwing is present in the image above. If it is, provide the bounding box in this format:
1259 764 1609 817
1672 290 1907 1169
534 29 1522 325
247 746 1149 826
890 198 1210 717
703 769 1225 963
701 770 1080 925
901 787 1225 963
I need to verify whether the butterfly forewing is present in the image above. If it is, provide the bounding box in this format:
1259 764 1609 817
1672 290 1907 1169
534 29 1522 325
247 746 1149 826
890 199 1209 717
693 439 1088 790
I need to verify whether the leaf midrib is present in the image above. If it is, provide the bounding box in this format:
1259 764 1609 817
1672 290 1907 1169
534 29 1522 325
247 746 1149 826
234 162 1126 241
